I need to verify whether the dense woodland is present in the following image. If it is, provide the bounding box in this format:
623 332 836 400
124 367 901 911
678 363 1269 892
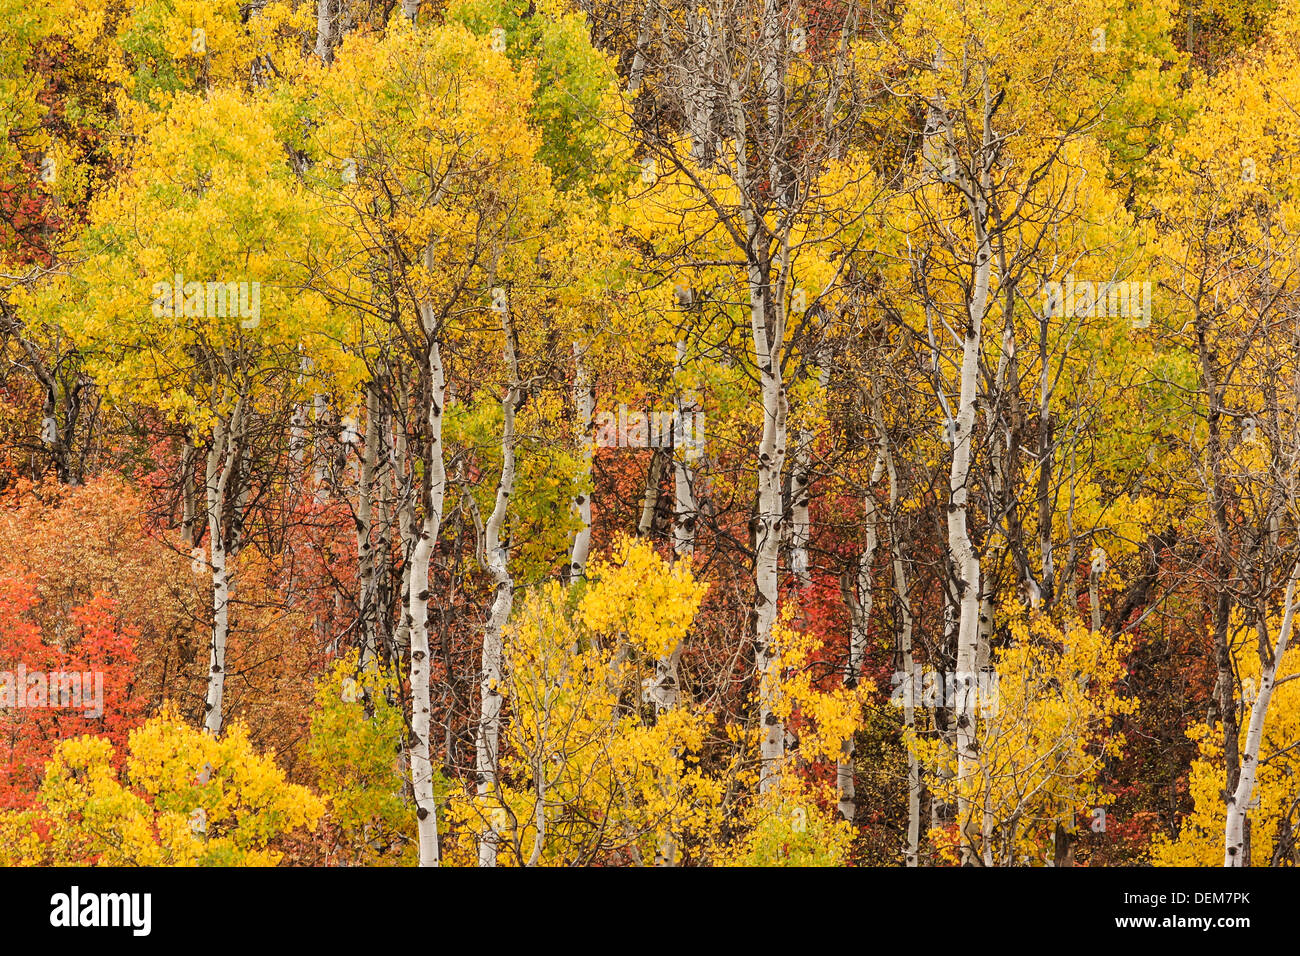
1 0 1298 867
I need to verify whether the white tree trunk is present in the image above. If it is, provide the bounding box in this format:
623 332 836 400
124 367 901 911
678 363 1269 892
788 364 830 586
1089 566 1102 634
1225 560 1300 865
671 340 698 560
394 377 415 662
356 381 380 670
289 355 311 493
950 190 989 864
645 341 700 867
750 0 794 794
203 396 244 737
787 437 812 586
290 407 308 474
373 407 395 661
752 266 788 794
838 450 883 821
864 388 922 862
315 0 335 63
408 296 447 867
477 308 520 867
568 341 595 580
626 1 655 95
648 340 699 720
637 448 665 537
892 490 922 866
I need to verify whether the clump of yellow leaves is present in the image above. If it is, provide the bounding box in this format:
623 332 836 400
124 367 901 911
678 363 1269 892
445 536 720 865
577 534 704 660
913 612 1135 865
0 705 324 866
716 777 854 867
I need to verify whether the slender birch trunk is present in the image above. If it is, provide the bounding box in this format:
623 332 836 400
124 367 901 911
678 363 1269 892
671 340 698 560
203 396 244 736
1089 558 1103 634
637 448 665 537
1035 309 1055 608
728 0 791 795
856 386 922 859
687 9 721 166
741 41 791 792
477 306 520 867
645 343 700 867
759 0 784 201
951 174 990 865
788 364 831 587
626 2 655 95
312 393 334 504
181 436 198 547
787 440 813 587
1226 560 1300 865
568 341 595 580
394 374 415 662
751 267 788 794
356 381 381 670
373 410 395 663
315 0 336 64
888 459 922 866
289 355 310 486
408 287 447 867
921 44 947 182
838 450 883 821
290 402 308 473
648 340 699 719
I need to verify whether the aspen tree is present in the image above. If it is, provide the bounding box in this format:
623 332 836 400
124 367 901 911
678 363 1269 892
634 0 872 793
312 21 550 865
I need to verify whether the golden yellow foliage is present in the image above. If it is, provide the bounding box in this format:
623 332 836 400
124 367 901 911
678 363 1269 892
0 705 324 865
913 612 1135 865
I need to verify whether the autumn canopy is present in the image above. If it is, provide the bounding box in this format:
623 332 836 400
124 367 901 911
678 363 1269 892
2 0 1299 870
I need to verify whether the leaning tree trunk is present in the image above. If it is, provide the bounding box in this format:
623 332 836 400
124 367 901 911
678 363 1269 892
1226 560 1300 865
